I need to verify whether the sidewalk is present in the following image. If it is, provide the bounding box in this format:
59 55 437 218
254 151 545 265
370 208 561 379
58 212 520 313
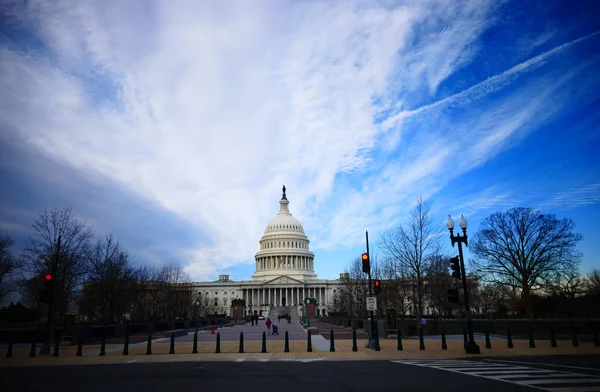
1 338 598 367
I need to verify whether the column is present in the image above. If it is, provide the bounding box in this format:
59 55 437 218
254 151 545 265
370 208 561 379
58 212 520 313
296 287 299 306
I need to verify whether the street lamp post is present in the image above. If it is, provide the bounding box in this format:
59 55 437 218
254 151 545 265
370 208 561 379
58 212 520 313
446 214 480 354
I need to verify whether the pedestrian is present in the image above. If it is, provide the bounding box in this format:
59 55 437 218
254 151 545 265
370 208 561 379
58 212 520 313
266 318 272 335
251 316 254 326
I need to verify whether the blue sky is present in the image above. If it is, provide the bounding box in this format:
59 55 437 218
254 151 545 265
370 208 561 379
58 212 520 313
1 0 599 282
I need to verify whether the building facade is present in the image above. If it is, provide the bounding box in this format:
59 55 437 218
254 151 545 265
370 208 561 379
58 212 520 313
191 187 342 319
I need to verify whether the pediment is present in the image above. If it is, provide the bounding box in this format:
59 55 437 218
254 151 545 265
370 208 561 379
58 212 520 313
264 276 303 285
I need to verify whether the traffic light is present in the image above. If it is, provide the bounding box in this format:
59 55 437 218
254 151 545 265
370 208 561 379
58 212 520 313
374 279 382 295
39 274 53 304
447 288 459 303
362 253 370 273
450 256 461 279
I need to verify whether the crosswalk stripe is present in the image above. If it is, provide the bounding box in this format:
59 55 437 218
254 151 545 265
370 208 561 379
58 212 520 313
391 359 600 392
518 379 600 385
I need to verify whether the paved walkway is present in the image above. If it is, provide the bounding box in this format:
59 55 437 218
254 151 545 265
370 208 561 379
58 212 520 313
177 319 306 342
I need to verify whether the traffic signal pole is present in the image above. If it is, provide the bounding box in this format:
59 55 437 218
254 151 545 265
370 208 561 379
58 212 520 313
41 235 60 356
365 231 379 351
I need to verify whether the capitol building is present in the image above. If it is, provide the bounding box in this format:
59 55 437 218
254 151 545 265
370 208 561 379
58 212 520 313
192 186 342 319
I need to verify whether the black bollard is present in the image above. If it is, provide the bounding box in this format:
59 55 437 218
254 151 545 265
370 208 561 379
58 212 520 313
193 331 198 354
441 328 447 350
123 334 129 356
29 340 36 358
169 333 175 354
397 329 403 351
572 326 579 348
352 328 358 352
6 340 12 358
330 330 335 352
485 326 492 349
528 324 535 348
419 327 425 351
146 333 152 355
216 332 221 354
594 323 600 347
53 334 60 357
261 331 267 353
76 337 83 357
284 331 290 353
463 326 468 350
99 336 106 356
239 332 244 353
550 326 557 348
507 327 513 349
307 330 313 352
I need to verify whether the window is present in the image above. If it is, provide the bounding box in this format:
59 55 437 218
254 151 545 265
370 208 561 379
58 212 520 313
215 291 218 295
214 298 218 306
224 291 227 295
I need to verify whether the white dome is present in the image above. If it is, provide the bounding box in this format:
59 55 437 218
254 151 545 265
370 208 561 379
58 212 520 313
264 211 305 234
252 186 316 282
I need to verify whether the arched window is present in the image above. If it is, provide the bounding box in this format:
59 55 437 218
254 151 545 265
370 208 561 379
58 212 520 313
214 298 218 306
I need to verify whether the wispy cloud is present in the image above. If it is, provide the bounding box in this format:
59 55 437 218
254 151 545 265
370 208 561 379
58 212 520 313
0 1 598 280
538 183 600 210
383 29 600 130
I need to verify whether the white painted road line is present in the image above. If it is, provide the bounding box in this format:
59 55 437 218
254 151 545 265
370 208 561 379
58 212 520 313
391 359 600 392
484 359 600 372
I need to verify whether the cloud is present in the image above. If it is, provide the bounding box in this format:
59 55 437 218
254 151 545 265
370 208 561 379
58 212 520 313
538 183 600 210
1 1 598 280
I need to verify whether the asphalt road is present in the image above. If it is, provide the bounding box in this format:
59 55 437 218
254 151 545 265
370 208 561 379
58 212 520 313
4 355 600 392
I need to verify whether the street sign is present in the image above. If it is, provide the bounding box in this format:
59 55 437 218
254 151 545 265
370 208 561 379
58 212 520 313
366 296 377 311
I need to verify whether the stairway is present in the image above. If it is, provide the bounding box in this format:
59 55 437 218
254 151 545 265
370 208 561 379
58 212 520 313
269 306 299 320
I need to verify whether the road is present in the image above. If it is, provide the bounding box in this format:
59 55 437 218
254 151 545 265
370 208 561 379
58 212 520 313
2 355 600 392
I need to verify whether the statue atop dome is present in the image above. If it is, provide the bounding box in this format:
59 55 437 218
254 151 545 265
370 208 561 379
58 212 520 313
282 185 287 200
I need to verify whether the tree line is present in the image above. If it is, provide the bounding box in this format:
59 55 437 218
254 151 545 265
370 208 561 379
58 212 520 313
0 207 198 325
330 198 600 320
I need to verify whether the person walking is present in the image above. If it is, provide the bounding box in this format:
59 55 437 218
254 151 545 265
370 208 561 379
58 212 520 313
266 318 272 335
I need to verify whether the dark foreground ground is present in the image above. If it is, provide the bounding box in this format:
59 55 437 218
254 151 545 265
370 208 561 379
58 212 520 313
1 355 599 392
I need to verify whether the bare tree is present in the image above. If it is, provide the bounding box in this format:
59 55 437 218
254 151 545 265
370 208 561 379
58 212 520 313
378 197 439 325
423 253 456 318
22 207 94 319
477 282 512 317
0 236 21 305
128 265 154 321
471 207 582 318
549 267 585 300
160 262 194 320
379 256 411 317
585 269 600 297
86 233 135 324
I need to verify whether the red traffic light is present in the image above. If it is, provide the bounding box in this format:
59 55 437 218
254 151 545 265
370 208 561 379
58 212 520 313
361 253 370 273
45 274 52 281
374 279 382 294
